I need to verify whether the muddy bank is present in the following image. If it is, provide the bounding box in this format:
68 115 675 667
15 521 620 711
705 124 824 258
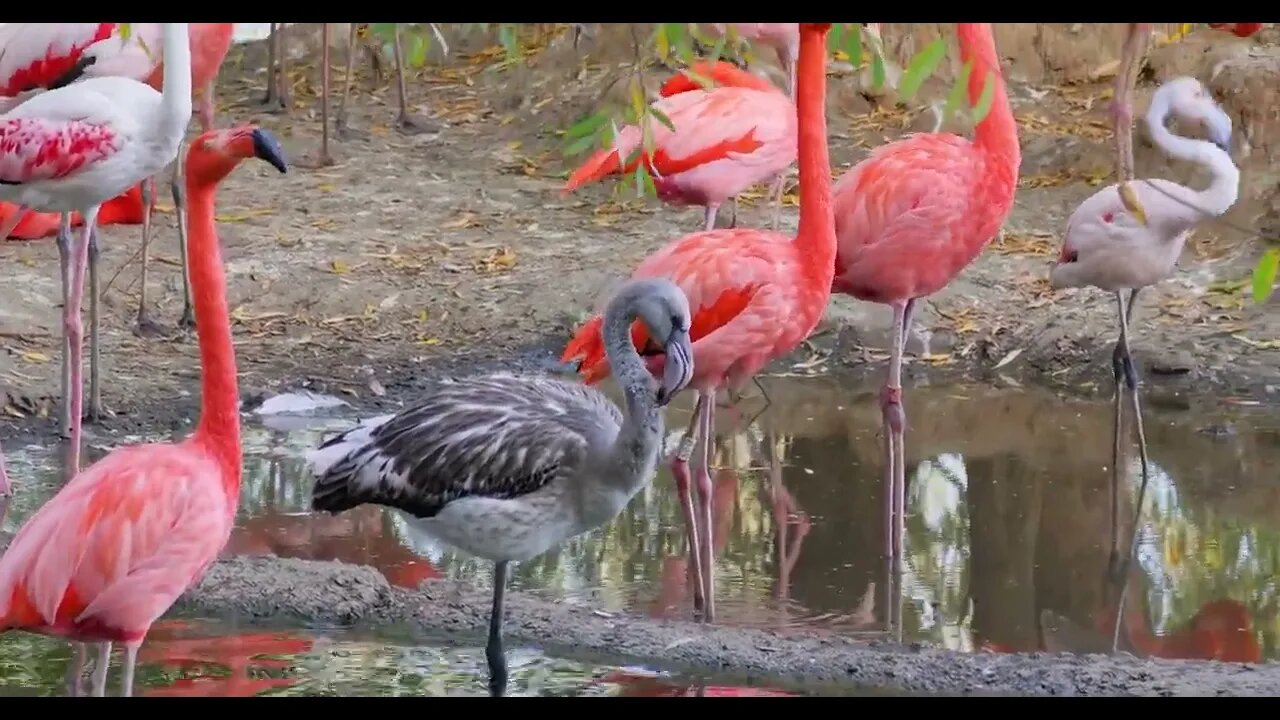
182 556 1280 696
26 550 1263 697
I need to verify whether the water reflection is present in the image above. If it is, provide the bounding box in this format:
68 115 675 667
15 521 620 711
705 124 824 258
1 617 796 696
3 377 1278 669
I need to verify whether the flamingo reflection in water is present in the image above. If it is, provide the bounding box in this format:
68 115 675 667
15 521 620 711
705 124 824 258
225 504 442 590
133 620 312 697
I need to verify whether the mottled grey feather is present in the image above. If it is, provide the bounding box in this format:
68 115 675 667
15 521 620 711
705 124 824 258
310 372 624 519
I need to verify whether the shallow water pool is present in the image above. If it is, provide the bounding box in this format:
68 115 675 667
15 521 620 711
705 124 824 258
3 375 1279 694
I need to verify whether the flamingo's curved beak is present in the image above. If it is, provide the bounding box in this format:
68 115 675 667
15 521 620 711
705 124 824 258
251 129 289 174
656 328 693 407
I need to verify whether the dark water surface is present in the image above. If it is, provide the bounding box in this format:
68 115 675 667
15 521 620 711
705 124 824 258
2 376 1278 694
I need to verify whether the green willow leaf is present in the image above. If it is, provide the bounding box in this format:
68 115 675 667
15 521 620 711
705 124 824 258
846 24 863 67
871 51 886 91
828 22 847 54
649 106 676 133
898 37 947 101
564 111 608 140
1252 248 1279 304
970 69 997 124
943 60 974 123
564 133 600 157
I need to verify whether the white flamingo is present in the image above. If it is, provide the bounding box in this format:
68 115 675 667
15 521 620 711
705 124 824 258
0 22 193 475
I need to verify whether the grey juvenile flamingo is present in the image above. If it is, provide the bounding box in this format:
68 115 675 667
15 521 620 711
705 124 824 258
306 277 695 697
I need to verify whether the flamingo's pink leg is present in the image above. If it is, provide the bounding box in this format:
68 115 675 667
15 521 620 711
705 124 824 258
86 226 103 422
134 178 166 338
62 209 97 477
89 641 111 696
121 642 140 696
671 395 707 616
65 641 85 696
767 174 786 231
880 300 909 563
694 390 717 622
54 214 72 439
703 204 719 231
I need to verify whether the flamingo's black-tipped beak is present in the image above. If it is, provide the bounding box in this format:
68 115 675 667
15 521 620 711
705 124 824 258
251 128 289 174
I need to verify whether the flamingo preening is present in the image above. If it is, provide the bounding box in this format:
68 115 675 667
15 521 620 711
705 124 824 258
566 60 796 233
829 23 1019 586
0 23 195 477
307 277 695 697
561 23 837 621
0 123 288 697
0 23 235 336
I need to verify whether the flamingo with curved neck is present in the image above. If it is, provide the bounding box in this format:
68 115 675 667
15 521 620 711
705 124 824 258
0 124 287 697
561 23 837 620
1050 77 1238 571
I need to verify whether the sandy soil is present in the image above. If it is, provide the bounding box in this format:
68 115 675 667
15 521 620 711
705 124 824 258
1 24 1277 447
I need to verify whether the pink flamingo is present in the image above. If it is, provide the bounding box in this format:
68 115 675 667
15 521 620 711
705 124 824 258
0 123 287 697
564 59 796 232
1049 76 1238 567
0 23 235 337
829 23 1019 566
0 23 193 470
560 23 837 621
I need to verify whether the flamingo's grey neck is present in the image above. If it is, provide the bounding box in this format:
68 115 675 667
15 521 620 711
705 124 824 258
1145 86 1240 219
594 282 666 496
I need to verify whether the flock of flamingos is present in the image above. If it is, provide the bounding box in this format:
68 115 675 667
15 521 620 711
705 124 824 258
0 21 1264 697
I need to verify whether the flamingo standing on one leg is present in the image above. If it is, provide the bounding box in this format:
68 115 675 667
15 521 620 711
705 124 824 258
0 124 288 697
829 24 1019 582
560 23 838 621
564 60 796 233
1048 77 1239 629
0 23 194 475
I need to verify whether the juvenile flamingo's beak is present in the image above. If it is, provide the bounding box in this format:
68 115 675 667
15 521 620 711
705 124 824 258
656 328 693 406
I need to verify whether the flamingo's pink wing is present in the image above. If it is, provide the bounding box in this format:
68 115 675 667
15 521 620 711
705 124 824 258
832 134 992 300
647 88 795 177
577 227 798 382
0 117 122 184
0 442 232 639
0 23 117 95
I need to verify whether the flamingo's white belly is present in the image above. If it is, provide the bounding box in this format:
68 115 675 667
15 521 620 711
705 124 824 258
397 490 581 564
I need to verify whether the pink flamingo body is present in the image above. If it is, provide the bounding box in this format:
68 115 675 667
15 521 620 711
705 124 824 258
0 23 193 486
830 23 1020 564
566 60 796 232
561 25 837 621
0 123 288 696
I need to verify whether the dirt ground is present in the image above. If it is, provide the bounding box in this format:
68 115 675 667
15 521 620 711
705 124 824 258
1 22 1278 447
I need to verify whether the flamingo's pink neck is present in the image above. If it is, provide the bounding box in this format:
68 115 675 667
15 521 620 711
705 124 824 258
957 24 1020 174
185 180 242 494
793 24 837 288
